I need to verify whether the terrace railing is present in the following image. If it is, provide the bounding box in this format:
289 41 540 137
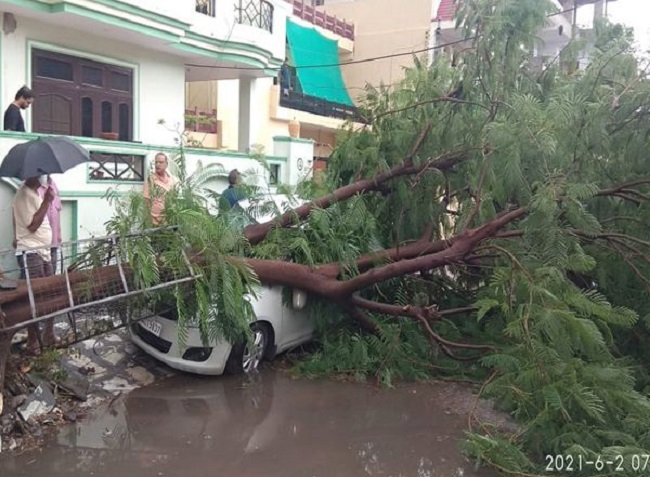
285 0 354 40
280 90 366 123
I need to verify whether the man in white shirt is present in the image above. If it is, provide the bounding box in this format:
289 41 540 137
13 175 56 352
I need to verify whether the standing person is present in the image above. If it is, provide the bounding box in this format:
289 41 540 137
4 86 35 132
13 175 56 351
38 176 62 274
143 152 178 225
220 169 246 210
280 58 292 97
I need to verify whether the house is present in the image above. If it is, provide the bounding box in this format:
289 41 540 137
185 0 363 176
0 0 316 273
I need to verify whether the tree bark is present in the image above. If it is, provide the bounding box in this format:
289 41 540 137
244 149 471 245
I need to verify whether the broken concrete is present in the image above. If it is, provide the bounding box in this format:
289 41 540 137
0 329 175 454
18 383 56 422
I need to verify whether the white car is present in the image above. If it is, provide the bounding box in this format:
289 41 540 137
130 194 314 375
130 285 314 375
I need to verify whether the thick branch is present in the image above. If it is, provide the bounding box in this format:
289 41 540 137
244 149 472 245
595 179 650 202
336 207 527 296
316 236 452 279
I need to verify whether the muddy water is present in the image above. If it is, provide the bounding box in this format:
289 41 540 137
1 371 498 477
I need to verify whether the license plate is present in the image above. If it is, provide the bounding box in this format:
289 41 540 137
140 318 162 337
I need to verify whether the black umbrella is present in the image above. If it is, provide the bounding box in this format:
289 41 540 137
0 136 90 179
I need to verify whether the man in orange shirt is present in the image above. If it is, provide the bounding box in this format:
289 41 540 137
143 152 178 225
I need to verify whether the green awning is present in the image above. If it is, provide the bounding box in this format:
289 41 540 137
286 19 354 106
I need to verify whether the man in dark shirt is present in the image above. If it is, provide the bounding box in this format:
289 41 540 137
4 86 35 132
280 58 291 97
220 169 247 210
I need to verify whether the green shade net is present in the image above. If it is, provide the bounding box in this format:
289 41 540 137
286 19 354 106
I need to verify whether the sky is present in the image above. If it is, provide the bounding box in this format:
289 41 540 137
608 0 650 49
575 0 650 51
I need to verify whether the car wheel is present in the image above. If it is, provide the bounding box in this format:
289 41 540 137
225 323 269 375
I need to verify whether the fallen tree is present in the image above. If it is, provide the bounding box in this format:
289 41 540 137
3 0 650 474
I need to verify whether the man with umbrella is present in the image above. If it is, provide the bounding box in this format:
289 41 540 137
1 136 90 351
13 175 56 350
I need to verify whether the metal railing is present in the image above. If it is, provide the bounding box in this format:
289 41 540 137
89 152 145 182
279 90 366 123
0 227 199 340
236 0 274 33
196 0 216 16
285 0 354 40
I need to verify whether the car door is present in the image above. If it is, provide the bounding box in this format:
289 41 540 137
252 284 285 345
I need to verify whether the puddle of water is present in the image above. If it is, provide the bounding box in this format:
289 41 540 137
1 371 496 477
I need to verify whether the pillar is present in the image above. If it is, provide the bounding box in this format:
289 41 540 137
238 77 263 152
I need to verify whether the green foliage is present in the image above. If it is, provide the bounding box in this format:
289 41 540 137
296 310 456 386
108 1 650 476
104 151 259 348
320 1 650 475
31 349 68 384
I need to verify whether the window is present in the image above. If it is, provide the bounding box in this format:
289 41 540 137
269 163 281 185
111 72 131 92
89 152 145 182
119 104 130 141
82 66 103 87
32 49 134 141
195 0 216 16
101 101 113 132
36 56 74 81
81 98 93 137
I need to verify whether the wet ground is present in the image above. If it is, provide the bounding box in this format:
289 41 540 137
0 369 499 477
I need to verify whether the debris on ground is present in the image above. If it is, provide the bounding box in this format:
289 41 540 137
1 330 174 454
17 382 56 421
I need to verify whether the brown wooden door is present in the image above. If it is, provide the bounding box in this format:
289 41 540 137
32 92 73 135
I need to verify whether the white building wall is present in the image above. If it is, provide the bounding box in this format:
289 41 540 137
189 0 290 62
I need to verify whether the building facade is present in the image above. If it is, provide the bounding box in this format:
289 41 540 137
0 0 316 271
185 0 361 172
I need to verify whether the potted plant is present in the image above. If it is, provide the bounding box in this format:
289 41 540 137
99 132 119 140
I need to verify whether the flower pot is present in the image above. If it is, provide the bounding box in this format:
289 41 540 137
314 158 327 171
99 132 119 141
288 119 301 138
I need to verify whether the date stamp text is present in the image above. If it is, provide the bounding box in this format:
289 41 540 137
545 454 650 473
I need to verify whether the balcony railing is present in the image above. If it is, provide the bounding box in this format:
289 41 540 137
196 0 216 16
285 0 354 40
89 152 145 182
280 91 366 123
236 0 274 33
